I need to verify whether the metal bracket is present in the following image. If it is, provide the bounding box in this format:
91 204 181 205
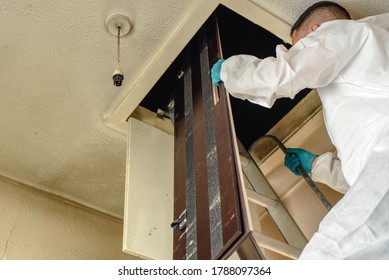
171 209 187 231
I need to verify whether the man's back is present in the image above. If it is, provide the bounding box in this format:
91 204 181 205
313 14 389 185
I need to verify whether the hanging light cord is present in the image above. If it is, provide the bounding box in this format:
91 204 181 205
117 25 121 68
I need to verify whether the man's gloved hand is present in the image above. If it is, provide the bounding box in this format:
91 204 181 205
284 148 318 176
284 153 301 176
211 59 225 85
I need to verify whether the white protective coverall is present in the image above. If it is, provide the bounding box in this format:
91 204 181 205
311 152 349 194
220 13 389 259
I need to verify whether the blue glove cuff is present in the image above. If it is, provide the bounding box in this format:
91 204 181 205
211 59 225 85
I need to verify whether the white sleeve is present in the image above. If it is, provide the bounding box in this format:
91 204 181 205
220 19 372 108
220 52 308 108
311 152 349 194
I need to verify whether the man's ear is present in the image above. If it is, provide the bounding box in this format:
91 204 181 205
311 24 320 32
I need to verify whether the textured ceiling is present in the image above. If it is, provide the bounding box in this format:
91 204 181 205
1 0 388 218
0 0 193 217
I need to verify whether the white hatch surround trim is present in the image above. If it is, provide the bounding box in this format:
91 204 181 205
104 0 291 135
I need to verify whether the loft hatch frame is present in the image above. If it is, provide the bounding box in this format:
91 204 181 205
104 0 292 135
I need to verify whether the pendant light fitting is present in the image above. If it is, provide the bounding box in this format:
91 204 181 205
106 13 131 87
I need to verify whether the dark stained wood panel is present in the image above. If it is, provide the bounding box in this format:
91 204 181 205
173 69 187 260
172 14 251 260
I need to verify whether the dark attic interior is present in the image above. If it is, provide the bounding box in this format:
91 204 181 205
140 5 310 150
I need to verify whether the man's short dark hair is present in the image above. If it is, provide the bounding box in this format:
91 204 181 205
290 1 351 36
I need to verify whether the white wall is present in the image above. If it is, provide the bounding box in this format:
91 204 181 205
0 176 138 260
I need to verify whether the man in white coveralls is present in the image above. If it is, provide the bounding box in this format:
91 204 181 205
211 1 389 259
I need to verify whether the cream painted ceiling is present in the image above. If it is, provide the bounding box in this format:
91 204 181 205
1 0 388 218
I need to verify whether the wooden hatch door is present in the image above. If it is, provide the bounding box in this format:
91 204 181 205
172 15 254 260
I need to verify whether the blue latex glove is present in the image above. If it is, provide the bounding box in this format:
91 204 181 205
211 59 225 85
284 153 301 176
284 148 318 176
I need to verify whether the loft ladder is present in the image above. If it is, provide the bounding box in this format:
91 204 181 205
238 141 307 260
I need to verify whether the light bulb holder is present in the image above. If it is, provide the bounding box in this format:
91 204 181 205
112 67 124 87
